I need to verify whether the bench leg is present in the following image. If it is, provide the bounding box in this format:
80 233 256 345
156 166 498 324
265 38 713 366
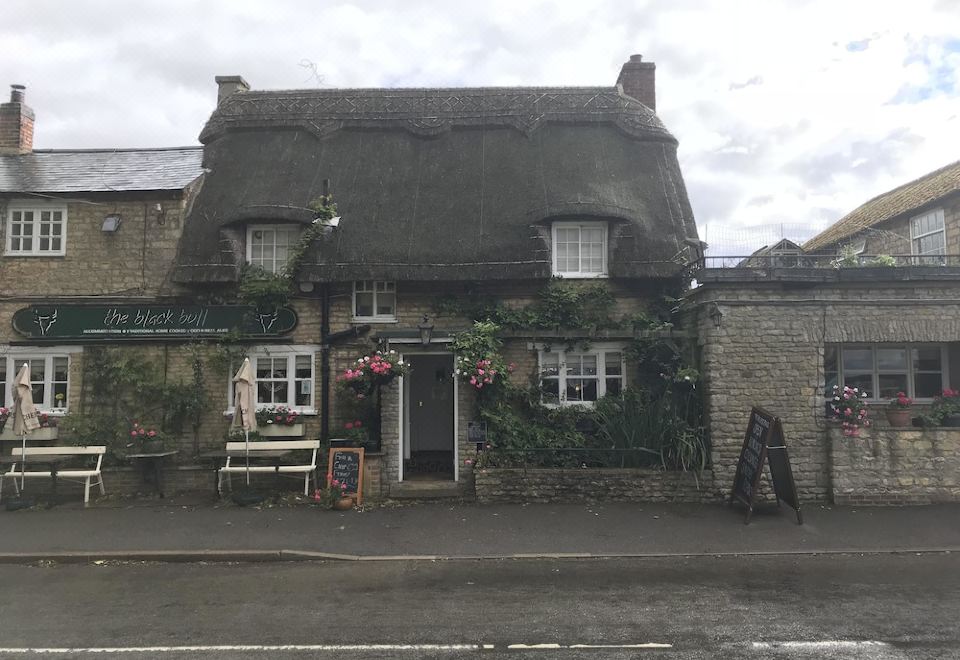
98 473 106 496
0 472 4 503
84 477 91 506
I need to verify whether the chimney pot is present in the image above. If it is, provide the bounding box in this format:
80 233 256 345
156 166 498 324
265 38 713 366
0 83 34 155
616 54 657 111
215 75 250 105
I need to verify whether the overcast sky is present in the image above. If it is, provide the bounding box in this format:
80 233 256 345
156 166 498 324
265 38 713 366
2 0 958 253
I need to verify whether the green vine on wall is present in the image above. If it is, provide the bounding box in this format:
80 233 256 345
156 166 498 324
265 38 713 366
237 195 338 310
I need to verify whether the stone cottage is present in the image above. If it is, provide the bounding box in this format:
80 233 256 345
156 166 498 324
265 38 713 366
693 160 960 505
171 55 702 499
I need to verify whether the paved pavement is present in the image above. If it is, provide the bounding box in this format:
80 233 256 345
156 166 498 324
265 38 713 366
1 497 958 562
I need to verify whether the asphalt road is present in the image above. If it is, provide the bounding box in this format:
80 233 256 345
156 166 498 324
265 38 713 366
0 554 957 659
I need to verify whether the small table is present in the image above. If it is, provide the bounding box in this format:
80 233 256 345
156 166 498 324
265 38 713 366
126 450 179 498
0 454 74 505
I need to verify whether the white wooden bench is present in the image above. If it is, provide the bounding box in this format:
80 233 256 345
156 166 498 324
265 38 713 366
217 440 320 496
0 446 106 506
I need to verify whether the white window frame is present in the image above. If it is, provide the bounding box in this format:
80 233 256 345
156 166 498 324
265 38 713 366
5 201 68 256
909 208 945 263
551 221 608 278
537 343 626 407
352 280 397 322
825 343 948 402
225 345 319 415
245 224 300 275
1 346 78 413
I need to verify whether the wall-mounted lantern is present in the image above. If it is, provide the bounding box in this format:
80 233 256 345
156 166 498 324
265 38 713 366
418 314 435 346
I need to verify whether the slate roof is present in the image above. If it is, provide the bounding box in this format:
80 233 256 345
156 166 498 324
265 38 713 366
804 159 960 252
174 86 699 283
0 147 204 194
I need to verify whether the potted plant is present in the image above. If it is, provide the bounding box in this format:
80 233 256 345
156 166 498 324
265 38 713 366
929 388 960 427
829 385 870 437
885 392 913 427
337 349 409 398
255 405 304 437
128 421 166 453
312 478 352 510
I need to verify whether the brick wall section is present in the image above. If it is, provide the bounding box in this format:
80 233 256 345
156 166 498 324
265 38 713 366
474 468 715 503
694 278 960 502
830 427 960 505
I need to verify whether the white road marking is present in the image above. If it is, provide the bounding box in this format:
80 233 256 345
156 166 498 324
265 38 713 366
753 641 890 650
507 642 673 649
0 645 481 654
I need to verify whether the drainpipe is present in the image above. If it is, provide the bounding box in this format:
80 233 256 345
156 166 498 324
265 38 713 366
320 284 331 442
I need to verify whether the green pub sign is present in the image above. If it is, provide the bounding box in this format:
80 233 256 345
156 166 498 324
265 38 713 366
12 304 298 341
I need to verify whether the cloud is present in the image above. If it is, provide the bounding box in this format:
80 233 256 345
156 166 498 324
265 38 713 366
1 0 957 254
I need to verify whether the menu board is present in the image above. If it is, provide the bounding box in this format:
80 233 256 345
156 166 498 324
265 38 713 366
328 447 364 506
729 407 802 524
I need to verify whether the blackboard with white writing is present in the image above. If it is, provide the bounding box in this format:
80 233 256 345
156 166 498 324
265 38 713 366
328 447 364 506
729 407 802 524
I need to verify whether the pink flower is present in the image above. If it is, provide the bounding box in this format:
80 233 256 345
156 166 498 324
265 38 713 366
470 376 477 385
147 430 156 437
354 421 362 428
464 459 473 466
345 422 354 430
138 428 145 436
130 431 138 437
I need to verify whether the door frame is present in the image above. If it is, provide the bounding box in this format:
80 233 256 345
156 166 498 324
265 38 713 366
392 343 458 483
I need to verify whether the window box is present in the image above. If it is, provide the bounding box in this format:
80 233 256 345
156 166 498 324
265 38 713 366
257 423 304 437
0 426 58 441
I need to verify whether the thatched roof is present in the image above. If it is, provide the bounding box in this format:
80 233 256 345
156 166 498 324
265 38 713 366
804 160 960 252
173 86 699 283
0 147 203 194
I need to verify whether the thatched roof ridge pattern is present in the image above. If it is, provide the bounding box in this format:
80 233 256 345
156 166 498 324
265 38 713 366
200 86 675 143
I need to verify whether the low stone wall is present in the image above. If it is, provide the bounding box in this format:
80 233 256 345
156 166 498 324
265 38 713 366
474 467 716 504
830 427 960 505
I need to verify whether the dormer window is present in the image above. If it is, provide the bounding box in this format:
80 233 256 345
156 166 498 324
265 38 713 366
552 221 607 278
246 224 300 274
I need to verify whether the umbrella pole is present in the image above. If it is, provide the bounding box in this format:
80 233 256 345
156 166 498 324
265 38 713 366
245 429 250 486
20 430 26 490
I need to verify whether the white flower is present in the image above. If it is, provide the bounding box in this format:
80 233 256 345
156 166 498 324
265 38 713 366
862 392 868 398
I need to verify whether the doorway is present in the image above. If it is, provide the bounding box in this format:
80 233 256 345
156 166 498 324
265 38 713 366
403 353 455 481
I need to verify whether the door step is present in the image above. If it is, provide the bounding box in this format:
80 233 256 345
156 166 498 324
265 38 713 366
389 481 464 499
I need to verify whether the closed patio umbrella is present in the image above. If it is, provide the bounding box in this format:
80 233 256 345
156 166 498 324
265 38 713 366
231 357 258 486
12 363 40 490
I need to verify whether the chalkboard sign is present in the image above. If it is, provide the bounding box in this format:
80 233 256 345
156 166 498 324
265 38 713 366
328 447 364 506
729 407 802 524
766 420 803 524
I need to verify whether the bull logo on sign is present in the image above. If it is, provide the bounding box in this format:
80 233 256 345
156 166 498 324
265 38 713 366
256 309 279 333
33 308 59 336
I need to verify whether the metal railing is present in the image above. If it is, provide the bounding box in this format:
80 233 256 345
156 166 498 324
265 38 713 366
700 254 960 270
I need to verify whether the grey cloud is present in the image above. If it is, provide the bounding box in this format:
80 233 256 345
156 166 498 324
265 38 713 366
729 75 763 90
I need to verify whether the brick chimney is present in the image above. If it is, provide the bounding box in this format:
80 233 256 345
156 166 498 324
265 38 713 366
215 75 250 105
616 54 656 111
0 84 35 155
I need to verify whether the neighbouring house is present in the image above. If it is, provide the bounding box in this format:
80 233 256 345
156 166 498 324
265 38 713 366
804 159 960 263
171 55 704 500
694 160 960 505
737 238 806 268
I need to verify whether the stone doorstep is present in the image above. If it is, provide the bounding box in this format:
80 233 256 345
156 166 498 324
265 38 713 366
389 480 467 499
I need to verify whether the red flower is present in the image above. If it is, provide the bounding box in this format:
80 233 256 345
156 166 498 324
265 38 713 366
345 422 354 430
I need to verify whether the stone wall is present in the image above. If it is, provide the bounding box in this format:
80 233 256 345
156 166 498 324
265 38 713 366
474 467 715 503
830 427 960 505
694 277 960 502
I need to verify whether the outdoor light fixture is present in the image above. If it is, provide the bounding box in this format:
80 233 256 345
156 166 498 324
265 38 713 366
709 302 723 329
418 314 434 346
101 214 122 233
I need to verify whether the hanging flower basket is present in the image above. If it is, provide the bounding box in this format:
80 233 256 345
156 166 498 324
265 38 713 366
337 350 409 398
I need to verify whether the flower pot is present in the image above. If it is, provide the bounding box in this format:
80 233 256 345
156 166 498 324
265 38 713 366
941 414 960 428
258 423 304 437
333 496 354 511
0 426 58 441
885 408 912 428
